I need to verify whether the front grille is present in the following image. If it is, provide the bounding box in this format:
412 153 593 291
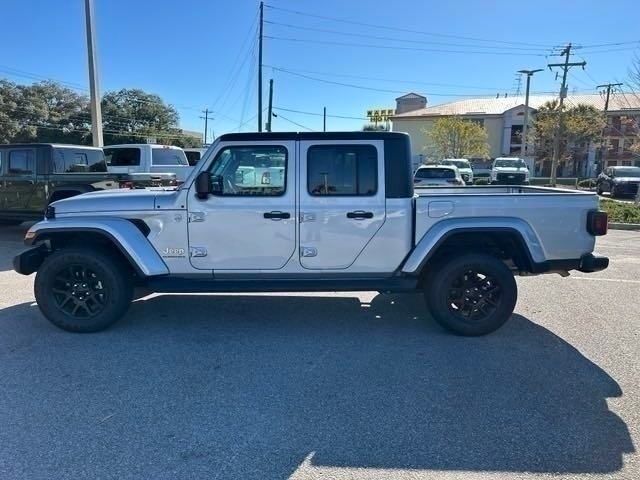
496 172 526 184
616 182 639 195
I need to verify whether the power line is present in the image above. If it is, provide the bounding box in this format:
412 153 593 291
274 113 315 131
274 106 367 120
266 64 512 91
264 20 550 52
265 35 547 56
270 66 567 97
264 4 555 48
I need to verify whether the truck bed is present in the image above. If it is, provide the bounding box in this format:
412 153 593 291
413 185 600 262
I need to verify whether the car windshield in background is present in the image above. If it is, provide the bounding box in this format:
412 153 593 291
152 148 189 166
613 167 640 177
415 168 455 179
442 160 470 169
495 159 526 168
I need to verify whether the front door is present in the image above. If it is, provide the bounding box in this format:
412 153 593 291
187 141 296 270
2 148 38 213
298 140 386 270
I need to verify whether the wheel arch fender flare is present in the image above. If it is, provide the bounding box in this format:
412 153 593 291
401 217 546 275
24 217 169 277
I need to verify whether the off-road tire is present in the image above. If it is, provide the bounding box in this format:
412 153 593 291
424 253 517 336
34 247 134 332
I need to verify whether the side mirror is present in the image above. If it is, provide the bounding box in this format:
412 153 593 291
195 171 212 199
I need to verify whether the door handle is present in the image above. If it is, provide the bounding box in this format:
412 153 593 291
346 210 374 219
264 211 291 220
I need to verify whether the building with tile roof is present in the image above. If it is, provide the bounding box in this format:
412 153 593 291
391 92 640 177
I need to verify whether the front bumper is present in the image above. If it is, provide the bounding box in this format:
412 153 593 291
13 244 48 275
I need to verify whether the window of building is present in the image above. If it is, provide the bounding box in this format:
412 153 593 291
623 138 635 153
104 148 141 167
208 145 287 196
608 139 620 155
307 145 377 196
53 148 107 173
622 160 632 166
607 160 618 167
7 149 35 175
510 125 523 145
468 118 484 128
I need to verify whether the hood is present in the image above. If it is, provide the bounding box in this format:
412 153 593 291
612 177 640 183
52 188 176 214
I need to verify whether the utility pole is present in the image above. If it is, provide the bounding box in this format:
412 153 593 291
266 79 274 132
84 0 103 147
517 69 543 159
596 83 623 175
200 108 214 144
257 1 263 132
323 107 326 132
547 43 586 185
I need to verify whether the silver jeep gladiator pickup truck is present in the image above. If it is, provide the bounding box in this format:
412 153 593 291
14 132 609 336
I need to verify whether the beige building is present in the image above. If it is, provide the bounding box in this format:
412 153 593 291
391 92 640 176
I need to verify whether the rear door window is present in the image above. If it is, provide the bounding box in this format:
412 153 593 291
152 148 189 166
104 148 141 167
7 149 35 175
307 145 377 196
53 148 107 173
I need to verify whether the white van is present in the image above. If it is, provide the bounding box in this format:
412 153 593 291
103 144 193 182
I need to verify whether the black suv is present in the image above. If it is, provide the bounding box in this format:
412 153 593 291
596 165 640 198
0 143 175 225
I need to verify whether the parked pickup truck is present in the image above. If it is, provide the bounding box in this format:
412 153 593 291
104 144 192 182
14 132 609 336
0 143 176 225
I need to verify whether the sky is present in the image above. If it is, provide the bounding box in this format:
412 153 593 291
1 0 639 139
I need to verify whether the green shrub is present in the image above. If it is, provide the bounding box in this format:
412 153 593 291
474 178 489 185
600 199 640 223
577 179 596 189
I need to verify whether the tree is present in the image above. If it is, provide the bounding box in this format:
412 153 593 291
101 88 199 146
424 117 489 159
0 80 90 144
0 80 199 147
628 56 640 157
532 101 605 176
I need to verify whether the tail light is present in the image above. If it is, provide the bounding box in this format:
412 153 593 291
587 210 608 236
119 181 134 189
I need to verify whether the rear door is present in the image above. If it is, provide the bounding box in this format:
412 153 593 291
298 140 386 270
3 147 38 212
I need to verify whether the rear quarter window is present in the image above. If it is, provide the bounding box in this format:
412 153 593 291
104 148 141 167
152 148 189 166
53 148 107 173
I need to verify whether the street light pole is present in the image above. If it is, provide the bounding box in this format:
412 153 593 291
517 69 543 162
84 0 103 147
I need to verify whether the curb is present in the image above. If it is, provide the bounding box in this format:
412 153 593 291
609 222 640 231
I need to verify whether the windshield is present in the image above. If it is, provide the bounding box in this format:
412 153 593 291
494 159 526 168
152 148 189 166
415 168 455 179
442 159 470 169
612 167 640 177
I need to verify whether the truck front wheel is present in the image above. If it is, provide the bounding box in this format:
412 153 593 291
34 248 134 332
424 253 517 336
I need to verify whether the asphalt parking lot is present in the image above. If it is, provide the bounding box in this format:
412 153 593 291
0 225 638 480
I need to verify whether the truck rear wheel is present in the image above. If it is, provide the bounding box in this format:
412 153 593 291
34 247 134 332
424 253 517 336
